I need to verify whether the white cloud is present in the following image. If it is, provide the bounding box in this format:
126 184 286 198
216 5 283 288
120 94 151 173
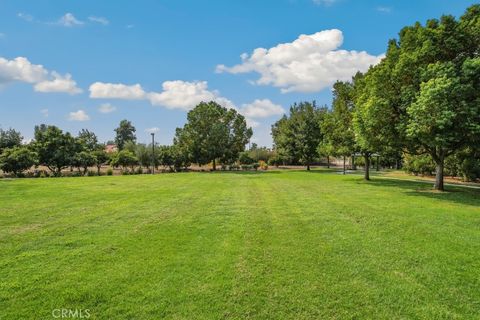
245 118 260 128
34 72 82 94
216 29 383 93
89 82 146 100
148 80 234 110
57 13 84 27
376 6 392 13
312 0 338 6
88 16 109 25
68 110 90 121
17 12 34 22
0 56 47 84
240 99 284 118
98 103 116 114
90 80 234 111
40 109 49 118
0 56 82 94
145 127 160 134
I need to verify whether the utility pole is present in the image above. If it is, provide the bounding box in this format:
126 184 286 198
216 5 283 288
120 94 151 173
151 133 155 175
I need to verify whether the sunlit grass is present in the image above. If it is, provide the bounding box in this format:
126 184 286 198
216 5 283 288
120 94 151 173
1 171 479 319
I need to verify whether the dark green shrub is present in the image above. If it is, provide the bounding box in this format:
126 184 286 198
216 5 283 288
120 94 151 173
106 168 113 176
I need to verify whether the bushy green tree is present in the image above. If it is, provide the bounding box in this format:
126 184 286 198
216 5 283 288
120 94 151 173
114 120 136 150
0 128 23 153
272 101 325 170
92 150 110 175
72 151 97 175
174 101 252 170
0 146 37 176
32 125 76 175
323 81 357 174
110 150 138 171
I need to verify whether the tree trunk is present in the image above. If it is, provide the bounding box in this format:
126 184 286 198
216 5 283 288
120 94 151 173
376 156 380 171
352 155 356 170
307 163 311 171
343 156 346 175
434 157 445 191
97 165 101 175
212 159 216 171
327 156 330 168
364 154 370 181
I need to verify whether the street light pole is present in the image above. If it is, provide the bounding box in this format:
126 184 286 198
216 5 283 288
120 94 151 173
151 133 155 175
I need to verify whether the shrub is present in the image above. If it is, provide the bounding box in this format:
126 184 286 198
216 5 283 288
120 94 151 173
39 171 49 178
106 168 113 176
87 170 96 176
135 167 143 175
253 163 260 171
239 152 255 165
403 154 435 176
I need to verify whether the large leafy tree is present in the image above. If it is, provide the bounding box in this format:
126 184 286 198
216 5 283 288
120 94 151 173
174 101 252 170
32 125 77 175
272 101 324 170
0 146 37 176
406 60 480 190
114 120 136 150
323 81 356 174
0 128 23 153
77 129 99 151
354 5 480 189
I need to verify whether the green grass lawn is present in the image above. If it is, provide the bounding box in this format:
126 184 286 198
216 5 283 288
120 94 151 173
1 171 479 319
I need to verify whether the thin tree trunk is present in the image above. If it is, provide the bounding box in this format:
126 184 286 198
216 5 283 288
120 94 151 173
343 156 346 175
352 155 356 170
376 156 380 171
97 165 101 175
327 156 330 168
434 157 445 191
307 163 310 171
212 159 216 171
364 154 370 181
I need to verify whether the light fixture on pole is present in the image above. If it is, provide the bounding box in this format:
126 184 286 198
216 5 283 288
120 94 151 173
151 133 155 175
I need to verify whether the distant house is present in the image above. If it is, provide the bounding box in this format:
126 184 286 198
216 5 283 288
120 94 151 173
105 144 118 153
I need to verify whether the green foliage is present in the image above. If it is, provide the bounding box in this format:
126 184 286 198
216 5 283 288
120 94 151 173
174 101 252 170
32 125 77 175
403 154 436 176
72 151 97 175
77 129 99 152
0 128 23 153
110 150 138 170
353 5 480 189
114 120 136 150
238 151 255 165
0 146 37 176
272 101 325 170
322 81 356 158
92 150 110 174
106 168 113 176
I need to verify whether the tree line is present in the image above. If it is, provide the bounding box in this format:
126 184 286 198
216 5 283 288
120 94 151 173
271 5 480 190
0 101 259 177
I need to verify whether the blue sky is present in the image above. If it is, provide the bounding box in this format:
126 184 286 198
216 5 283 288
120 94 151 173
0 0 477 146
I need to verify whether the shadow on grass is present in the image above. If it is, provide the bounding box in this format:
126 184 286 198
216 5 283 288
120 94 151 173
361 177 480 207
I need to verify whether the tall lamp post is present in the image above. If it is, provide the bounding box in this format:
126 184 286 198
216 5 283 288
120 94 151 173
151 133 155 175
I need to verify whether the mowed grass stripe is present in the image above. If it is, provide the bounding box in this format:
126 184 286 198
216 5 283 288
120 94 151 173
0 171 479 319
